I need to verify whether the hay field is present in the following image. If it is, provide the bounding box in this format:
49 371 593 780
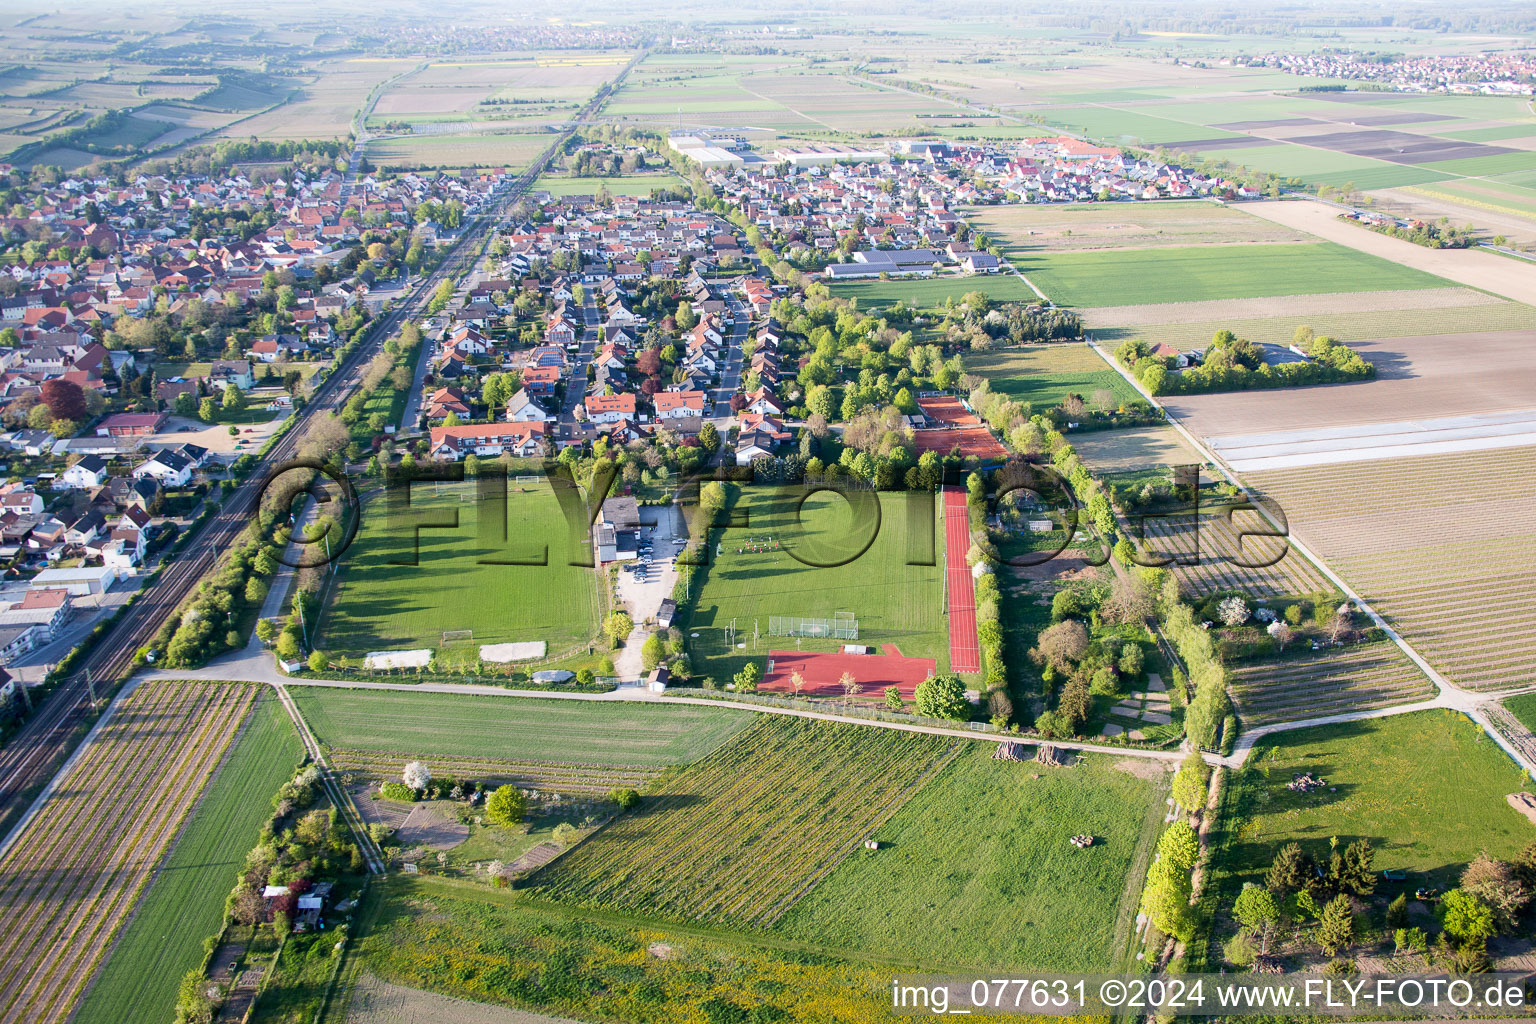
1246 446 1536 690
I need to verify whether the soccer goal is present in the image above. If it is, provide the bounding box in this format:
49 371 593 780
768 612 858 640
441 629 474 645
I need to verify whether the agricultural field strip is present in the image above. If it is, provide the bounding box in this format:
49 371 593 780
328 749 664 792
529 719 962 927
1208 409 1536 473
3 686 250 1021
1230 646 1435 724
0 683 254 1024
1136 511 1331 598
1079 285 1502 329
1096 302 1536 350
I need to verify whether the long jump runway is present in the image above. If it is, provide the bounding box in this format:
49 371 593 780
943 487 980 675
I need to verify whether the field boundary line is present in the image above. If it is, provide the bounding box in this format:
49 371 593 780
0 675 148 864
273 683 385 874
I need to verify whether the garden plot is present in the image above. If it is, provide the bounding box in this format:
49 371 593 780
1133 505 1332 600
0 681 257 1024
1230 643 1436 728
526 716 964 927
1246 446 1536 690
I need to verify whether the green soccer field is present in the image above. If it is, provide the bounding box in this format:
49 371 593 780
1015 241 1452 308
828 273 1038 309
680 488 947 682
290 687 753 766
318 479 601 660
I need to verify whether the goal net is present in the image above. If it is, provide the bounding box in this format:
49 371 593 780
441 629 474 645
768 612 858 640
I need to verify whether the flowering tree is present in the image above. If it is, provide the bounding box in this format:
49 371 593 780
402 761 432 791
1218 596 1250 627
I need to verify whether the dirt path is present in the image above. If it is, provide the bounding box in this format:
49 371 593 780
1241 198 1536 303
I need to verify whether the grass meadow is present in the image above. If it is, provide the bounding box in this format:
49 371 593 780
680 487 946 682
967 344 1140 410
1015 242 1451 308
775 744 1168 970
1210 711 1535 897
534 172 686 196
290 688 753 767
75 690 303 1024
317 480 600 661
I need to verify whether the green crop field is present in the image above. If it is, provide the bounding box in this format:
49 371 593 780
681 488 946 681
534 173 685 196
828 273 1037 309
1506 694 1536 735
1015 242 1451 308
318 480 600 661
775 744 1167 970
967 344 1140 410
529 716 964 927
290 688 753 767
76 690 303 1024
1210 711 1536 898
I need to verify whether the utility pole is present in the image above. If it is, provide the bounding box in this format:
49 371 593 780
85 666 98 705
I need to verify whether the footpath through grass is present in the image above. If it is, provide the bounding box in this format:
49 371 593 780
76 690 303 1024
290 687 753 767
774 744 1168 970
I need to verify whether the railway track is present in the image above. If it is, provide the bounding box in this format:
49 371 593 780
0 47 648 832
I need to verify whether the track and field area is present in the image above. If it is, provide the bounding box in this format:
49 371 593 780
1245 446 1536 690
1015 242 1450 308
967 344 1140 410
775 744 1168 970
527 716 964 926
760 646 936 700
290 688 753 766
1229 643 1436 727
1210 712 1534 897
681 488 946 682
0 681 258 1024
318 479 601 664
77 689 304 1024
966 200 1309 253
944 487 980 675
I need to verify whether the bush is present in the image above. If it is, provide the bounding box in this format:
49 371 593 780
914 674 968 721
485 784 526 827
378 781 415 802
610 787 641 811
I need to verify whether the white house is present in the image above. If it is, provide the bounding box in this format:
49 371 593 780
132 448 196 487
60 455 110 491
504 388 552 423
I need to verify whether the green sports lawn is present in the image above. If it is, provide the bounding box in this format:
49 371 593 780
829 273 1037 309
1211 710 1536 897
681 488 946 682
1016 241 1452 308
76 690 303 1024
290 688 753 766
967 344 1140 411
318 480 600 660
534 173 685 197
775 744 1167 970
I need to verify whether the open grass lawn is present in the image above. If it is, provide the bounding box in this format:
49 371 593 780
290 687 752 767
76 690 303 1024
1212 711 1536 899
828 273 1037 309
346 877 906 1023
775 744 1168 970
318 480 600 659
1016 242 1451 308
967 344 1139 410
534 172 685 197
681 488 946 682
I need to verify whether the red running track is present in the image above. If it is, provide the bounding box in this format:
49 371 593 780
943 486 980 674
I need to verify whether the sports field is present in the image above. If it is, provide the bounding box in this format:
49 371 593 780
77 689 304 1024
1014 242 1451 308
967 344 1139 410
681 487 946 682
829 273 1037 308
776 744 1168 970
944 487 979 675
1211 711 1534 895
319 480 601 662
290 687 752 767
533 172 685 197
